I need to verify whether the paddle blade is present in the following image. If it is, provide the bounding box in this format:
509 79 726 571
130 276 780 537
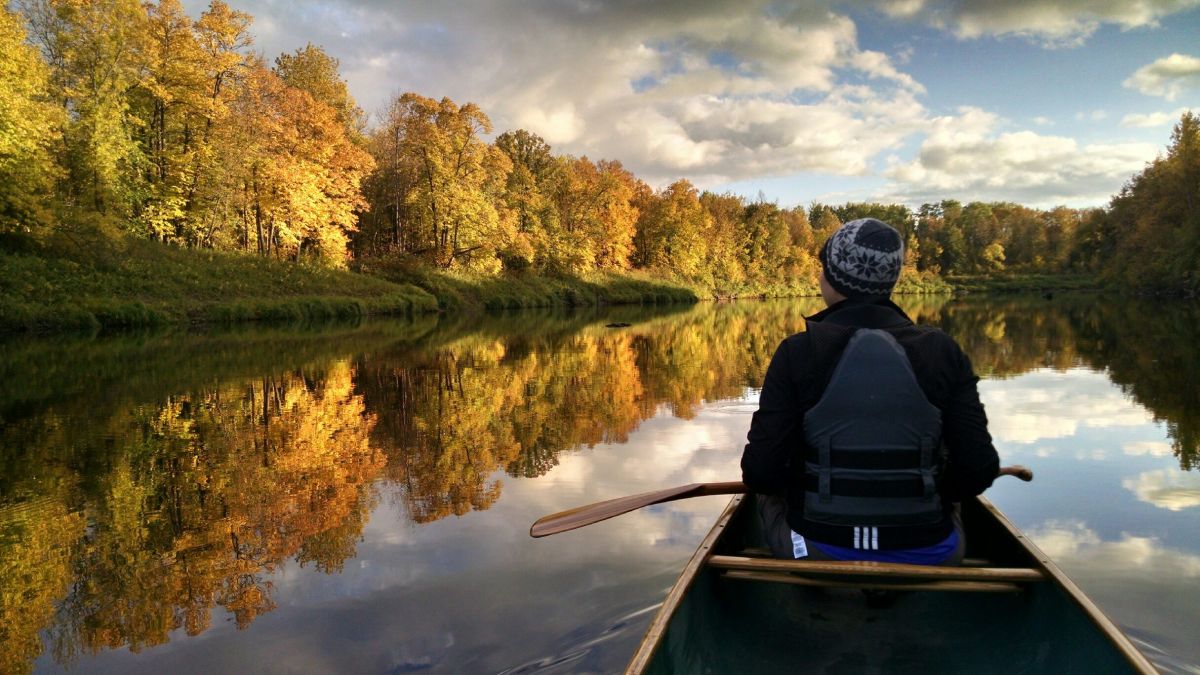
530 484 705 538
530 481 746 538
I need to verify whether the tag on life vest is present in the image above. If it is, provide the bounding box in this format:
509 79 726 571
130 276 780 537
791 531 809 559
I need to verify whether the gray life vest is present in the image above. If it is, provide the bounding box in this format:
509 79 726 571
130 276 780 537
802 328 944 529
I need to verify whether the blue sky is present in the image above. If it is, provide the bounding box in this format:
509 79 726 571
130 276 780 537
186 0 1200 209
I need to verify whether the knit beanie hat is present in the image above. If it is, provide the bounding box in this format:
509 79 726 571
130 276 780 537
819 218 904 298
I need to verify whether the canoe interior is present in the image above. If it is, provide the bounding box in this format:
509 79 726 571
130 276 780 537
638 495 1144 675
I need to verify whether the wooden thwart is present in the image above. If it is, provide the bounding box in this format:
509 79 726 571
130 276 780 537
722 570 1025 593
734 550 1001 568
708 555 1046 583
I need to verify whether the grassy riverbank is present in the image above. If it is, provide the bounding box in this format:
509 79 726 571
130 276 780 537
0 235 438 333
4 229 1112 336
945 273 1101 293
356 257 698 311
0 235 700 334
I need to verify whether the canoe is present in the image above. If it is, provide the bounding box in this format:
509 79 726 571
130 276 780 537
626 494 1157 674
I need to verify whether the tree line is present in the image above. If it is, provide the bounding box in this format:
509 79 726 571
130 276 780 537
2 1 1197 293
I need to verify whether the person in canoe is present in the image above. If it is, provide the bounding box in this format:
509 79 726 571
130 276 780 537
741 218 999 566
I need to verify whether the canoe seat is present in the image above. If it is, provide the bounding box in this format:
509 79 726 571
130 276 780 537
709 555 1045 593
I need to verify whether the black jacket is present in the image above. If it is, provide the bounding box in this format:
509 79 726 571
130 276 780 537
740 297 1000 547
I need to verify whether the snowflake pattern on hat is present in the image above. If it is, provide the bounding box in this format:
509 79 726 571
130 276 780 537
821 218 904 297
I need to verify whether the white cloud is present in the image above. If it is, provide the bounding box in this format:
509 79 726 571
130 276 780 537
1121 107 1195 127
977 369 1156 446
1123 469 1200 511
1032 116 1054 126
875 0 1200 46
1122 440 1174 457
1124 54 1200 100
881 108 1158 207
514 104 586 145
176 0 1185 204
1027 520 1200 577
180 0 931 187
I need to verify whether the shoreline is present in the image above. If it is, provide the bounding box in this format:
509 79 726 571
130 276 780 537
2 236 1122 336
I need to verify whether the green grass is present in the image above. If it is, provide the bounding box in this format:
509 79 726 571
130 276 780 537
0 235 438 333
356 257 699 311
894 273 954 295
945 272 1101 293
1 232 700 334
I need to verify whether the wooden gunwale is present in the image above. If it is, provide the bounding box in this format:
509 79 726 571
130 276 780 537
624 494 743 675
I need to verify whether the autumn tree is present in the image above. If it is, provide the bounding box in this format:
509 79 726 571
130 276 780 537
364 93 512 270
231 60 373 264
634 179 708 279
274 43 365 140
20 0 148 214
741 201 791 287
181 0 252 245
129 0 208 241
0 5 63 232
551 157 642 271
494 129 557 270
809 204 841 256
699 191 749 291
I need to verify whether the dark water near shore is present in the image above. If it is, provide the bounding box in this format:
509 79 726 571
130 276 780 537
2 294 1198 674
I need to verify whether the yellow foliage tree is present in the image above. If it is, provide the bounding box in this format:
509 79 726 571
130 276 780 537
231 61 373 265
368 93 513 270
0 5 63 232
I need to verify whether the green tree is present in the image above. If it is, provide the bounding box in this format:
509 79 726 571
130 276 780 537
1100 112 1200 291
22 0 148 214
130 0 207 242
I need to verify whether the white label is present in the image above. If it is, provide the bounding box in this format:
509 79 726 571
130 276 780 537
790 531 809 559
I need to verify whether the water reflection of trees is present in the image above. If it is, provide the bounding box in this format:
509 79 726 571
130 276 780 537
2 365 381 672
360 299 817 522
1071 300 1200 471
930 294 1200 469
1 294 1197 671
0 302 817 670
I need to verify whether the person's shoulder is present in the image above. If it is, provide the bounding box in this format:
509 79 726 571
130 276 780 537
906 322 953 340
778 329 811 351
900 323 966 354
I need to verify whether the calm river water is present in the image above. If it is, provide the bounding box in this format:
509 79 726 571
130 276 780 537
2 294 1198 674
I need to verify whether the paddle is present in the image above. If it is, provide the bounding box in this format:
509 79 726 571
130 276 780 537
530 464 1033 538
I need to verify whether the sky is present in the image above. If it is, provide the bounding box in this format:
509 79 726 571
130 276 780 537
183 0 1200 209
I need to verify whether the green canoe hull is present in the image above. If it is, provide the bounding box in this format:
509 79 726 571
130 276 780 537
632 495 1155 674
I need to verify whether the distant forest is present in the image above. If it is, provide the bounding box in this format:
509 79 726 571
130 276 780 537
2 1 1198 294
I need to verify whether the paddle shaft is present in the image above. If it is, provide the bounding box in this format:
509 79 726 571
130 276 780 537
530 464 1032 538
